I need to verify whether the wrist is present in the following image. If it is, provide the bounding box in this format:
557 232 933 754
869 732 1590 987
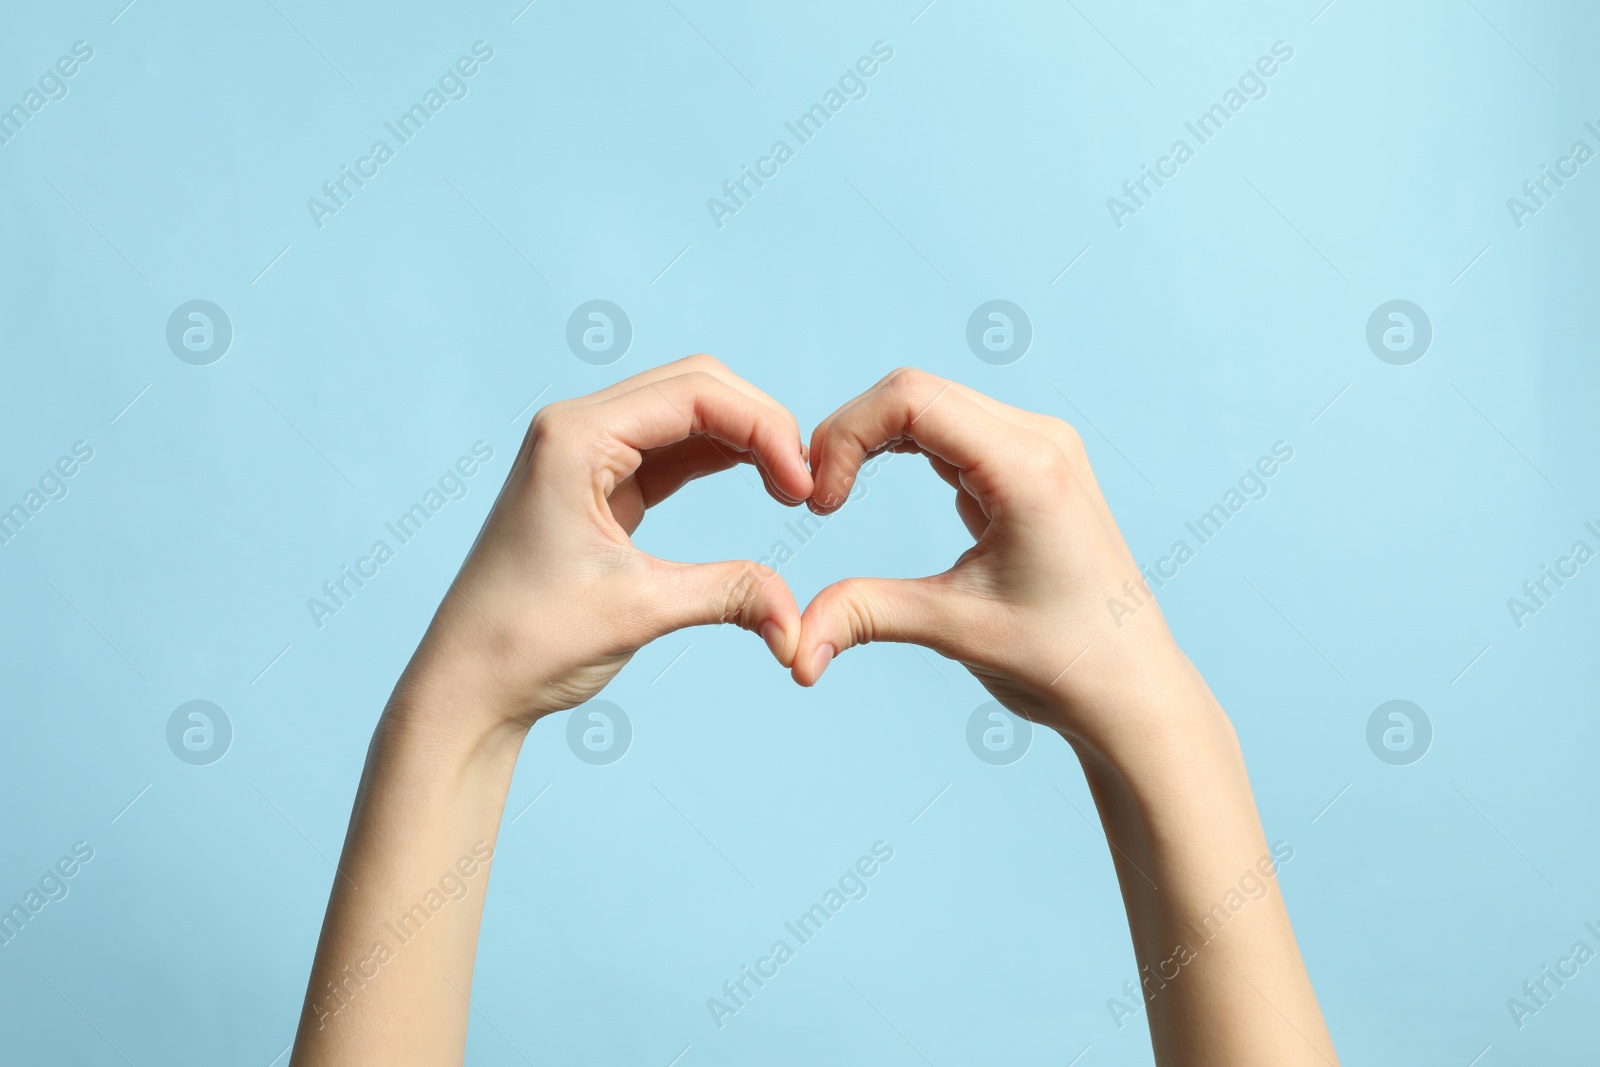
1045 640 1228 759
1047 645 1262 829
1057 657 1265 868
382 656 534 785
397 589 574 731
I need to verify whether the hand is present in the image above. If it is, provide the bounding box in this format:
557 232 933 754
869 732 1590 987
301 363 1334 1067
791 368 1194 748
397 355 814 734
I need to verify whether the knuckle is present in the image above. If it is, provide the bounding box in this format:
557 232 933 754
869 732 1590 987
748 408 779 446
1016 438 1070 483
1055 421 1088 463
525 406 556 445
720 564 770 626
678 368 720 391
883 367 948 414
883 366 933 395
683 352 726 374
527 405 594 463
824 584 875 647
528 403 573 444
1050 416 1081 447
675 370 727 429
847 598 876 647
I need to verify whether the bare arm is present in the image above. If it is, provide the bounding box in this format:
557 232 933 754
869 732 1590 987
290 356 814 1065
790 368 1338 1066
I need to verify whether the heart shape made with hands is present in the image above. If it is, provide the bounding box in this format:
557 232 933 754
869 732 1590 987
534 355 936 693
500 354 1137 725
743 377 982 691
579 356 1103 703
711 443 906 687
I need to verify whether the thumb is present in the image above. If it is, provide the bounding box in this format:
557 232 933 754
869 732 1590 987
792 575 963 686
643 558 803 667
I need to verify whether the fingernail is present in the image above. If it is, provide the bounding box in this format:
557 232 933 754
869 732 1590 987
810 642 835 681
760 620 784 659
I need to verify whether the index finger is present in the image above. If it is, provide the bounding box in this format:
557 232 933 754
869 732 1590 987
806 368 1039 513
578 370 813 504
559 352 803 441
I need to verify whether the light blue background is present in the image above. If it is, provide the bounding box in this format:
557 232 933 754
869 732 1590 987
2 1 1597 1063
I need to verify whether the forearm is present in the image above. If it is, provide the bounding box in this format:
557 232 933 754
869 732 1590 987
287 359 814 1063
290 672 527 1066
1064 653 1337 1066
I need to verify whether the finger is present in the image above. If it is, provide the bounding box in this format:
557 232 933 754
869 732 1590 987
612 439 798 535
948 380 1084 456
815 370 1080 473
545 353 803 445
843 377 1076 508
643 557 804 667
945 381 1123 530
791 575 964 686
584 371 813 504
633 436 807 509
807 368 1035 514
916 450 989 537
605 438 738 533
630 438 739 505
954 489 989 538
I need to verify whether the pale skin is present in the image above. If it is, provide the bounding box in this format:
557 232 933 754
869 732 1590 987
289 356 1339 1066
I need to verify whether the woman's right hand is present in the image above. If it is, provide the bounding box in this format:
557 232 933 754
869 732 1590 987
396 354 815 740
